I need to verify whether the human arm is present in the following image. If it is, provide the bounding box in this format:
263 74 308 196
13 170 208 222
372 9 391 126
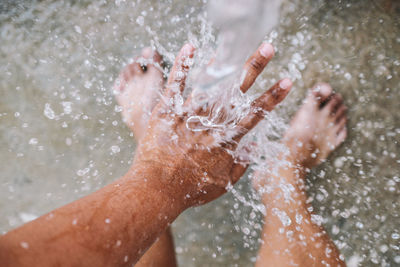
0 164 183 267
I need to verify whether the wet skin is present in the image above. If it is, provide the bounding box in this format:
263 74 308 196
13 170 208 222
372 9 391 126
255 84 347 267
0 43 292 267
115 48 176 267
115 47 347 267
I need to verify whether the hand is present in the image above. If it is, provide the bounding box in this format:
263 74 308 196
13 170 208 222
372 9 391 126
133 43 292 207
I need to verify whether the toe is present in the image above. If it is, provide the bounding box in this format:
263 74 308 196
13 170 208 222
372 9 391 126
336 127 347 146
332 94 343 113
127 60 144 76
335 104 347 122
141 47 164 79
324 94 343 116
311 83 333 106
113 61 143 94
336 117 347 134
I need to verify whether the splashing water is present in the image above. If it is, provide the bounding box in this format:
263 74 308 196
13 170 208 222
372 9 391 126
185 0 282 140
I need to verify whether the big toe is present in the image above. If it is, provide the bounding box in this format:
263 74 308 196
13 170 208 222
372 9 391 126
140 47 164 80
311 82 333 107
113 60 144 95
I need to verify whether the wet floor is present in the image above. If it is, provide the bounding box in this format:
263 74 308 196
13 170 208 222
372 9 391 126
0 0 399 266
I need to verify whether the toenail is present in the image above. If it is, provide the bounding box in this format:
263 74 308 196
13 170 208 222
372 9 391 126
319 84 331 93
142 47 153 57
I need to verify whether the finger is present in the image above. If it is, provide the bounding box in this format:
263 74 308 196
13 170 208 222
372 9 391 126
234 78 292 141
240 43 275 93
165 43 195 98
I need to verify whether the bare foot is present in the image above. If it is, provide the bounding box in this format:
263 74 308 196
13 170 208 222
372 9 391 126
254 84 347 267
114 49 178 267
114 48 164 141
284 83 347 169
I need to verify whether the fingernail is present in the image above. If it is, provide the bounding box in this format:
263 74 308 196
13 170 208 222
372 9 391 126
279 78 292 90
260 43 274 58
182 43 194 57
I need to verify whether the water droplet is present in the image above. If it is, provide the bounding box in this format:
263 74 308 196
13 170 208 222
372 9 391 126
136 16 144 26
74 25 82 34
242 227 250 235
77 168 89 176
272 208 291 227
66 138 72 146
391 233 399 240
84 81 92 89
44 103 55 119
29 138 38 145
19 212 38 223
62 102 72 114
20 242 29 249
114 105 123 112
111 145 120 154
355 222 364 229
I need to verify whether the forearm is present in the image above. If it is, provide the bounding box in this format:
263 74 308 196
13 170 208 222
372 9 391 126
0 164 185 267
256 164 345 267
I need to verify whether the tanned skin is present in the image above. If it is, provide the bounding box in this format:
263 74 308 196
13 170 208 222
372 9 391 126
0 42 292 266
114 48 347 267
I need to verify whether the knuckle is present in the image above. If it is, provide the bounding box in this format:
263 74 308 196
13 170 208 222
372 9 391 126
249 58 264 72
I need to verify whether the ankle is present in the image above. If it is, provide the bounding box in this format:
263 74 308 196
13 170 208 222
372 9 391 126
283 136 315 170
257 160 307 206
